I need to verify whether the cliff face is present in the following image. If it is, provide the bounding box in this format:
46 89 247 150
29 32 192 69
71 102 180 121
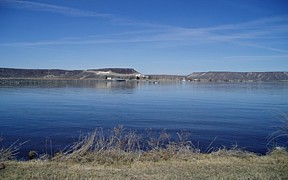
0 68 141 79
87 68 140 75
0 68 83 78
187 72 288 82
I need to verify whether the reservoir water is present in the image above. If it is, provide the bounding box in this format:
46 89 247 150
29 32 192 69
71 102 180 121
0 81 287 157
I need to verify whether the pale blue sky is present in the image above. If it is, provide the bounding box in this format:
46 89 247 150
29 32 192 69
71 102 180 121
0 0 288 74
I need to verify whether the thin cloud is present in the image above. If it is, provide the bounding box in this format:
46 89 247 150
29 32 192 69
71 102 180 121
194 55 288 63
2 19 288 54
1 0 287 53
1 0 112 18
225 55 288 60
197 16 288 32
171 15 288 53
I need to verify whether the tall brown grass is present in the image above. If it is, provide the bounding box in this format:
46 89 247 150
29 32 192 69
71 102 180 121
0 138 28 161
267 112 288 148
2 118 287 164
46 126 203 164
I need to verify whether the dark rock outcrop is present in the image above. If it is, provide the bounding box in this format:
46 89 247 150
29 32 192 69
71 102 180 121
0 163 5 170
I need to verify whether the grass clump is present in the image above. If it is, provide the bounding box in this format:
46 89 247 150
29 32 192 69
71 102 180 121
0 137 28 161
51 126 197 165
267 113 288 147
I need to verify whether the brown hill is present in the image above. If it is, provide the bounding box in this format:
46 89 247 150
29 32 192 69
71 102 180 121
0 68 141 79
187 72 288 82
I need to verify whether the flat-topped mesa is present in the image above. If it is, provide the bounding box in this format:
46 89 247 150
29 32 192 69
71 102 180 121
87 68 140 75
187 72 288 82
85 68 144 79
0 67 144 80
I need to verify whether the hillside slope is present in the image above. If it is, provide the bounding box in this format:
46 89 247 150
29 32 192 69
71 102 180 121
187 72 288 82
0 68 141 79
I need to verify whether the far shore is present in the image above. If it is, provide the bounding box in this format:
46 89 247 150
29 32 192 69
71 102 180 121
1 67 288 82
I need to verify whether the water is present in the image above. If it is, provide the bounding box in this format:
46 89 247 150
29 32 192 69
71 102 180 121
0 81 287 157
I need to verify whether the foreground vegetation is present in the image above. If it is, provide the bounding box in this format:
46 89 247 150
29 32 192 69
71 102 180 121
1 125 288 179
1 149 287 179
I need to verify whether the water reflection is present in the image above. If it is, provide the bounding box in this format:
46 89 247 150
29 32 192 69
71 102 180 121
0 79 142 91
94 81 140 91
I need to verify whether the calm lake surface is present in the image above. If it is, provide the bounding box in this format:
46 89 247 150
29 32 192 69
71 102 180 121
1 81 287 157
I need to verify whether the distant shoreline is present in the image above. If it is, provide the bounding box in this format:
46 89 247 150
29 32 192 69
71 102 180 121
1 67 288 82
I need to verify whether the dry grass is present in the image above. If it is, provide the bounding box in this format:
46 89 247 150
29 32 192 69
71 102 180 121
267 112 288 146
1 126 288 179
1 149 287 179
47 126 197 163
0 137 29 161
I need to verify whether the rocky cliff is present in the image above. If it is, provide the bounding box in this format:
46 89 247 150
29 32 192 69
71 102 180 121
187 72 288 82
0 68 141 79
88 68 140 75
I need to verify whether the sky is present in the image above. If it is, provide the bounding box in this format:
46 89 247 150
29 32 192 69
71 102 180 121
0 0 288 74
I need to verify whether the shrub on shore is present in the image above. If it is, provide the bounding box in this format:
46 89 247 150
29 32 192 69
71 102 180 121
51 126 200 164
0 138 27 161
